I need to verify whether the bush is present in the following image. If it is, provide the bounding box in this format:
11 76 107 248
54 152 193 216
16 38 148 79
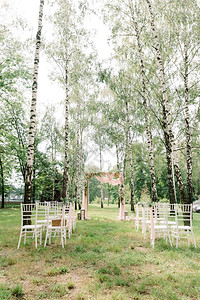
94 196 101 204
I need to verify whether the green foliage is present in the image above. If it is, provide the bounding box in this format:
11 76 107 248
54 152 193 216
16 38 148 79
88 177 101 203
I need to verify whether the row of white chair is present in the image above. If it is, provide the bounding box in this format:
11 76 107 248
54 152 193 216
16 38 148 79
135 203 196 248
17 201 77 249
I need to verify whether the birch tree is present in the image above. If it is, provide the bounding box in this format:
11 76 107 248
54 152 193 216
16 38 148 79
24 0 44 204
167 0 200 203
46 0 92 202
128 1 158 202
145 0 187 204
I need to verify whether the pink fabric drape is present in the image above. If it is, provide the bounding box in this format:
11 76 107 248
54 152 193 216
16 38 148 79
82 172 125 221
95 173 123 186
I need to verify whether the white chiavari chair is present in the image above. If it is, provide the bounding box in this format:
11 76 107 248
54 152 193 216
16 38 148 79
44 205 67 248
150 204 172 248
171 204 196 248
17 203 43 249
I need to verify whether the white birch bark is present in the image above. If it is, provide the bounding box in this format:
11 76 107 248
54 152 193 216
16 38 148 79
116 144 120 208
0 156 5 209
129 2 158 202
24 0 44 204
145 0 186 204
125 101 135 211
80 129 84 209
62 52 69 201
62 0 70 201
184 42 193 203
76 108 81 209
100 142 103 208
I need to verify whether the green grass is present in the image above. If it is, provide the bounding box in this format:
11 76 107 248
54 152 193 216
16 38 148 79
0 203 200 299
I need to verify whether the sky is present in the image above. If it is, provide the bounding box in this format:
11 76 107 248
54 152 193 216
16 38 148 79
1 0 117 171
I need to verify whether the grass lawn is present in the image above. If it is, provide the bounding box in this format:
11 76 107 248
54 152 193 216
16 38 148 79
0 203 200 299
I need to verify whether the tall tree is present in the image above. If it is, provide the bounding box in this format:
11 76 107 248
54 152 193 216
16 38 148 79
145 0 186 204
125 100 135 211
128 1 158 202
169 0 200 203
0 156 4 208
24 0 44 204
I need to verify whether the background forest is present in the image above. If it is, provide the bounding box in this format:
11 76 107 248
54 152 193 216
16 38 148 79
0 0 200 209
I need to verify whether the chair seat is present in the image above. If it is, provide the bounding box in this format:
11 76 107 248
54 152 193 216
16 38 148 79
48 225 66 230
23 224 43 229
160 220 176 225
171 225 191 230
37 220 48 224
154 225 167 229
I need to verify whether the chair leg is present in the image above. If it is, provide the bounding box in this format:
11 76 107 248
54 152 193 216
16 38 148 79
17 230 23 249
49 230 52 245
44 230 48 247
35 233 38 249
152 238 155 249
40 229 42 245
187 230 190 246
61 230 64 248
24 230 27 245
191 230 196 248
144 226 146 240
168 233 172 247
64 230 67 245
176 236 179 248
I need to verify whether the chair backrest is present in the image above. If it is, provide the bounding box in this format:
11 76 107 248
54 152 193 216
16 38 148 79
136 203 142 219
176 204 192 226
166 203 176 223
21 203 37 226
142 205 148 234
37 202 48 221
153 203 166 222
46 204 66 226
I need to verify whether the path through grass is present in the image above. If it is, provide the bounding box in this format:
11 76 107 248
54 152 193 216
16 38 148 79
0 204 200 299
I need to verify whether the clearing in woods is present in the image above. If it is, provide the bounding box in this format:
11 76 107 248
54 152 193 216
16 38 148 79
0 203 200 299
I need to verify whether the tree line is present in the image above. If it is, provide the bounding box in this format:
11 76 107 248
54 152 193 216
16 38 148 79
0 0 199 209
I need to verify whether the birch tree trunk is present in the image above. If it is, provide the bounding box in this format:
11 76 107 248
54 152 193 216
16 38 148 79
0 156 4 209
184 42 193 204
125 101 134 211
62 52 69 201
32 157 36 203
76 109 80 209
61 0 70 202
79 129 84 209
129 3 158 202
100 142 103 208
123 130 128 194
116 144 120 208
145 0 187 204
50 138 54 201
24 0 44 204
